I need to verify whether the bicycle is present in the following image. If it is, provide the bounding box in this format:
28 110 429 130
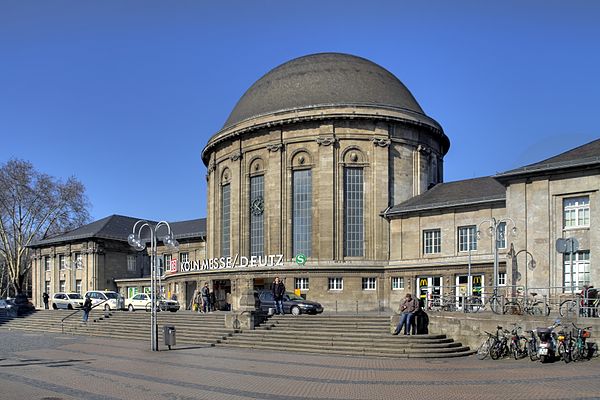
503 292 550 316
508 324 528 360
490 326 511 360
570 323 593 361
476 330 497 360
465 293 503 314
527 329 540 361
556 329 573 363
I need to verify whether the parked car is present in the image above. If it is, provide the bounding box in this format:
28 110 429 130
51 292 84 310
125 293 180 312
0 298 17 316
84 290 125 311
256 290 324 315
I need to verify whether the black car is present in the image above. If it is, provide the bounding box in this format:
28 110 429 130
256 290 324 316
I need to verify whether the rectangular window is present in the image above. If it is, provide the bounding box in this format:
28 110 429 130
221 183 231 257
293 170 312 257
294 277 309 291
45 281 51 294
423 229 441 254
564 196 590 228
328 277 343 291
44 256 52 271
250 175 264 257
179 252 189 264
391 277 404 290
344 168 364 257
362 277 376 290
59 255 67 270
458 226 477 252
127 255 136 272
164 254 173 272
497 222 507 249
76 280 82 294
74 253 83 269
59 280 66 292
497 272 506 286
564 251 590 292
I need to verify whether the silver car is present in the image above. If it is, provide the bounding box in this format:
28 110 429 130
52 292 84 310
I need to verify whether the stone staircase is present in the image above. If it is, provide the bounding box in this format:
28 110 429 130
1 310 473 358
0 309 234 346
217 314 474 358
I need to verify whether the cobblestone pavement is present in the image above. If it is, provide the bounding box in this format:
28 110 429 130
0 331 599 400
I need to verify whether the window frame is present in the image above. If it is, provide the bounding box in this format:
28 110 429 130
328 277 343 291
458 225 477 252
362 277 377 291
391 277 405 290
563 196 590 229
423 229 441 254
294 277 310 291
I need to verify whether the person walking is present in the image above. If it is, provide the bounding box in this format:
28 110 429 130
42 292 49 309
201 282 210 313
82 295 92 323
393 293 420 335
271 277 286 315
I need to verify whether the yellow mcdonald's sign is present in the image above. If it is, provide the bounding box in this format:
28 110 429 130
473 276 481 284
419 278 428 287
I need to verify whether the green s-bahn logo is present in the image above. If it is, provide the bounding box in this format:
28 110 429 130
295 253 307 266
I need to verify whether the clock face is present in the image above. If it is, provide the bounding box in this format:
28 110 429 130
251 197 264 216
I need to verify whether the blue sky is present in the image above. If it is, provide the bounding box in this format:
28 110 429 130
1 1 598 222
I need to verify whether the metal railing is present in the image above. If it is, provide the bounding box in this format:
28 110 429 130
61 299 110 333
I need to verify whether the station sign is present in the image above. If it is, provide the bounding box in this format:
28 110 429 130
167 254 285 274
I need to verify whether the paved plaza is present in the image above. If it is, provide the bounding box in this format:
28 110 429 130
0 330 599 400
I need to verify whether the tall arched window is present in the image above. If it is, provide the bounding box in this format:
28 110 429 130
221 183 230 257
344 167 364 257
250 174 264 256
292 169 312 257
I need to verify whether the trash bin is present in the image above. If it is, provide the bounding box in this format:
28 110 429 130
413 310 429 335
163 325 176 349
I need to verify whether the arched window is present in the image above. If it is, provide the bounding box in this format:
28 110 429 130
292 169 312 257
343 167 364 257
250 174 264 256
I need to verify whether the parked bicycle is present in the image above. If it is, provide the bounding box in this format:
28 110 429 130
508 324 528 360
464 293 503 314
556 328 573 363
490 326 511 360
527 329 539 361
503 292 550 316
570 323 593 361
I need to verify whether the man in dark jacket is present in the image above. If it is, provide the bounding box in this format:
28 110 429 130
42 292 49 309
82 295 92 323
201 282 210 313
271 277 286 315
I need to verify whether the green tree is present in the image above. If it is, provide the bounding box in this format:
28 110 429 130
0 159 90 295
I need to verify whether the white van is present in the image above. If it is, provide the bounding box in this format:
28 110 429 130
84 291 124 311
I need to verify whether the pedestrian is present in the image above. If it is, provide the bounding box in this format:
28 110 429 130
393 293 420 335
82 295 92 323
271 276 286 315
201 282 210 313
209 290 216 313
42 292 49 309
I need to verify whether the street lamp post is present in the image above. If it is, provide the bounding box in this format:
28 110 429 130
128 220 178 351
477 217 517 297
506 244 536 295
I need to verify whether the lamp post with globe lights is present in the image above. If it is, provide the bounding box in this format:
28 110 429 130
477 217 517 298
128 220 178 351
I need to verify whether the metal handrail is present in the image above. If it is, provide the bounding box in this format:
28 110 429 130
61 299 109 333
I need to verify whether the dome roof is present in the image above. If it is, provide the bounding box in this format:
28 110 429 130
222 53 427 129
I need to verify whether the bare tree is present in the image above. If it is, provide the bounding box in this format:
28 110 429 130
0 159 90 295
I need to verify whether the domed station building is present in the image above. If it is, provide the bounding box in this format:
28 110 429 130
200 52 450 312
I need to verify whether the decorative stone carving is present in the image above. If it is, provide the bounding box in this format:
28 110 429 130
372 137 391 147
230 151 242 161
350 152 358 162
316 136 338 146
207 160 217 174
298 155 305 165
417 144 431 155
266 143 283 152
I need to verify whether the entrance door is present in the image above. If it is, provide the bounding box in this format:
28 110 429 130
417 276 442 309
455 274 484 309
213 279 231 311
185 281 197 310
